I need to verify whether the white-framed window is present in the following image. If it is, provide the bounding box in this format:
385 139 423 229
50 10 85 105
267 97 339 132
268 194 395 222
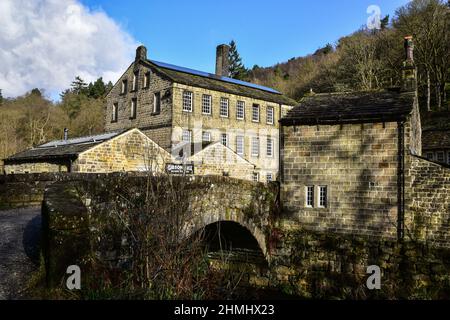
252 104 260 122
236 101 245 120
252 172 259 182
111 103 118 122
426 152 434 161
266 173 273 182
267 137 273 157
182 129 192 142
121 79 127 94
267 106 274 124
202 94 212 115
221 133 228 147
143 72 150 88
319 186 328 208
153 92 161 114
236 135 244 156
437 151 445 163
251 136 260 157
130 98 137 119
220 97 229 117
202 131 211 142
132 71 138 91
306 186 314 207
183 91 193 112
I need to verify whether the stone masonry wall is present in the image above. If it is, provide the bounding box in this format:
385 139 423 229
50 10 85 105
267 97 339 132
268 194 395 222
281 122 400 238
4 161 69 175
406 155 450 247
105 61 173 150
73 129 170 173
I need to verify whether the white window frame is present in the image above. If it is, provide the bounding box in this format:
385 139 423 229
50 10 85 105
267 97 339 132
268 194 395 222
266 173 273 182
236 101 245 120
220 97 229 118
112 103 118 122
153 92 161 114
437 151 445 163
252 172 259 182
252 104 260 122
130 99 137 119
202 94 212 115
306 186 314 208
267 137 274 157
318 186 328 208
202 131 211 142
221 133 228 147
236 135 244 156
251 136 260 157
426 152 434 161
182 129 192 143
183 91 193 112
267 106 274 124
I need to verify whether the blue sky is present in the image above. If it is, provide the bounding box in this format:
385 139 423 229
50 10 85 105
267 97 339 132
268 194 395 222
81 0 410 72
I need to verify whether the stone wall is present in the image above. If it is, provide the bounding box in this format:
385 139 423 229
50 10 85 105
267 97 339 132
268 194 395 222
406 155 450 247
4 160 69 175
281 121 400 238
105 61 173 150
73 129 170 173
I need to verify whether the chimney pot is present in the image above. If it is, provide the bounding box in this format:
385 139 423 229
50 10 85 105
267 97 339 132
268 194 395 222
215 44 230 77
404 36 414 62
136 45 147 62
402 36 417 92
64 128 68 141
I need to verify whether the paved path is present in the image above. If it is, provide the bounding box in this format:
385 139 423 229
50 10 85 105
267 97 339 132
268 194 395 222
0 207 41 300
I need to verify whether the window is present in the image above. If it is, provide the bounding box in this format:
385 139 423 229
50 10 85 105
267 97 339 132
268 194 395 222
153 92 161 114
130 98 137 119
202 94 212 115
144 72 150 88
202 131 211 142
132 71 138 91
182 129 192 142
221 133 228 147
111 103 118 122
306 186 314 207
183 91 193 112
319 186 328 208
121 79 128 94
426 152 434 161
266 173 273 182
236 136 244 156
251 136 260 157
267 137 273 157
220 97 229 117
252 172 259 182
252 104 260 122
267 106 274 124
236 101 245 120
437 152 445 163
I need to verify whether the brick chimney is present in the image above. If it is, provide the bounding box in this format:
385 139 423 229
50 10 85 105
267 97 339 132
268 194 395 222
135 45 147 62
215 44 230 77
402 36 417 92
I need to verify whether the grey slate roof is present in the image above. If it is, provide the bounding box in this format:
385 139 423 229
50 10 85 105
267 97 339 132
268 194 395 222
422 129 450 150
145 60 297 106
280 91 415 126
5 130 126 162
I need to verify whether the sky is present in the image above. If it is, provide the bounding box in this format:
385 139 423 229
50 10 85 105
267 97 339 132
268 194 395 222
0 0 410 100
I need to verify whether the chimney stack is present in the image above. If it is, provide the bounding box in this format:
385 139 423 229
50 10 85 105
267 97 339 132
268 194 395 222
402 36 417 92
135 45 147 62
63 128 68 141
215 44 230 77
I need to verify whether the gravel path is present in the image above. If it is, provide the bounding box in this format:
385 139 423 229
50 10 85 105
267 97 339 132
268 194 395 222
0 207 41 300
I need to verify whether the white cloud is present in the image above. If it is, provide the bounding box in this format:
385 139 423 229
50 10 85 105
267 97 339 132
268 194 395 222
0 0 138 99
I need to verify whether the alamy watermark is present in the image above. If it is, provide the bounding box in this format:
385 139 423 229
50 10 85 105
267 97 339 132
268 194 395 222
366 265 381 290
66 265 81 290
367 5 382 30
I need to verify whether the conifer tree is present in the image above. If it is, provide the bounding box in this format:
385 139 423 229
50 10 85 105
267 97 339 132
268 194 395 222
228 40 248 80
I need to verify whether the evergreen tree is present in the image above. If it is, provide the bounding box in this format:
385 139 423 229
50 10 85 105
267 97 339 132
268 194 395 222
228 40 248 80
88 77 107 99
0 89 3 105
380 15 390 29
71 76 88 95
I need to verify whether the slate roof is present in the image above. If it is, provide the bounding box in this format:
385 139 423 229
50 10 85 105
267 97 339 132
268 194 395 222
145 60 297 106
280 91 415 126
422 129 450 150
5 130 126 162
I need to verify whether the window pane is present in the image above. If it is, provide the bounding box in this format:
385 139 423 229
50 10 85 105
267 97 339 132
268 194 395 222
153 92 161 113
252 172 259 182
267 137 273 157
182 130 191 142
437 152 444 163
267 106 274 124
112 103 118 122
251 137 259 157
202 131 211 142
202 95 212 114
221 133 228 147
236 136 244 155
266 173 273 182
252 104 260 122
306 186 314 207
237 101 245 120
130 99 137 119
319 186 328 208
183 91 193 112
220 98 229 117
